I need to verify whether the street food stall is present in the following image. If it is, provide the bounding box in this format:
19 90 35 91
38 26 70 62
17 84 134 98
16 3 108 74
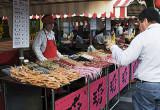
0 0 144 110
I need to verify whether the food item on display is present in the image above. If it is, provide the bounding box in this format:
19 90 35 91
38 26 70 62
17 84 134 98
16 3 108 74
84 61 110 68
50 71 70 85
31 66 50 74
51 67 80 82
87 53 101 59
10 65 80 88
74 56 91 62
61 57 84 66
52 58 74 69
92 50 108 58
71 66 102 82
81 54 94 60
24 62 39 67
37 60 59 70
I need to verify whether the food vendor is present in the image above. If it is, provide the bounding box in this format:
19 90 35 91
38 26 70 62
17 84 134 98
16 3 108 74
32 14 63 61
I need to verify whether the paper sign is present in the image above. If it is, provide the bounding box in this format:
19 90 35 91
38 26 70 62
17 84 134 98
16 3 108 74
55 86 88 110
106 18 111 30
120 65 130 91
131 60 138 80
90 18 97 30
109 69 119 101
13 0 29 48
90 76 107 110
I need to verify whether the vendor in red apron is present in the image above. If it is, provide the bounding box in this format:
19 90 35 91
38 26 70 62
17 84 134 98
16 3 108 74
32 14 63 61
32 14 63 94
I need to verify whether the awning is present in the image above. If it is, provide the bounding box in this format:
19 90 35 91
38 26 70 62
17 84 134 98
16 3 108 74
111 0 146 18
0 1 113 17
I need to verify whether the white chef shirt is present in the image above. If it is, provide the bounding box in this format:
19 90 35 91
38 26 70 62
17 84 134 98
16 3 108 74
32 29 62 61
110 23 160 82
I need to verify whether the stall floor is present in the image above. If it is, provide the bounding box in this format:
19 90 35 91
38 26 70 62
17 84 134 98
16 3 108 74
114 83 135 110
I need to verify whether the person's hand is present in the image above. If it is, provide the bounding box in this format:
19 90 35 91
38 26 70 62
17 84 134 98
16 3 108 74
106 43 115 50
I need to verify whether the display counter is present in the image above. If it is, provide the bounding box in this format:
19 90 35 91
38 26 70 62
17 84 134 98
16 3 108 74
0 50 138 110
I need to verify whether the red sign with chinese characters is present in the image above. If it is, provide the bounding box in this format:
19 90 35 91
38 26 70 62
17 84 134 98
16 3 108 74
109 69 119 101
55 86 88 110
120 65 130 91
131 60 138 80
90 76 107 110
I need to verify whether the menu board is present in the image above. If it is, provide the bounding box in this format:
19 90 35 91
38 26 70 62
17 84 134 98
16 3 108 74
13 0 29 48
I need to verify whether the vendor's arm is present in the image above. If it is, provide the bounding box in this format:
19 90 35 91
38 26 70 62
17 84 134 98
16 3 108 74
108 35 143 66
57 50 63 57
32 32 47 61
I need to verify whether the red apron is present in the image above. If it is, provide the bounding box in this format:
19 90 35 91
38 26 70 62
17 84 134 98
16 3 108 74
43 30 58 59
43 30 62 94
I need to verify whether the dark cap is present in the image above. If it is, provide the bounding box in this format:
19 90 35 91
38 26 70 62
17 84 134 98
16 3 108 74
42 15 56 24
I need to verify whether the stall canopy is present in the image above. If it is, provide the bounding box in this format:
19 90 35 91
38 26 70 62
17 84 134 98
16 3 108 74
0 0 113 18
111 0 146 19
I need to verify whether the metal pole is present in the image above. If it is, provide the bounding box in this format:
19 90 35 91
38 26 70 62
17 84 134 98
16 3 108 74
18 48 24 65
44 88 48 110
106 67 109 110
51 89 55 110
87 77 90 110
90 30 92 45
58 18 61 43
3 82 7 110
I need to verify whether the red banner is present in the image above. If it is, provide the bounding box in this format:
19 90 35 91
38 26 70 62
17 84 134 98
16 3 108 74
131 60 138 80
55 86 88 110
90 76 107 110
120 65 130 91
109 69 119 101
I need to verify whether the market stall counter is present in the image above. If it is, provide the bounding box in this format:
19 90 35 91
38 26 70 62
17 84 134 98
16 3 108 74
0 49 138 110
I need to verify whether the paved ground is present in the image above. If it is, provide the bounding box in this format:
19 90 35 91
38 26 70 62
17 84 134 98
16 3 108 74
114 83 135 110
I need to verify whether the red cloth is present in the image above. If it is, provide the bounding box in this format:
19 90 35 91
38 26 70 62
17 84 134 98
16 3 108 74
42 15 56 24
43 32 58 59
0 49 19 65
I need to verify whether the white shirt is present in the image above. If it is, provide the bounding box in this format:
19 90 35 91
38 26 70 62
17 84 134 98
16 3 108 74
32 29 62 61
94 33 104 44
116 26 123 38
110 23 160 82
74 35 83 44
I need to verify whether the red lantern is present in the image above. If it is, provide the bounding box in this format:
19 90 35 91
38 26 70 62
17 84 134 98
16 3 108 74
155 0 160 7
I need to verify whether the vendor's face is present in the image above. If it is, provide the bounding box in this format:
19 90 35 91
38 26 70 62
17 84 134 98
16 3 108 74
45 23 54 31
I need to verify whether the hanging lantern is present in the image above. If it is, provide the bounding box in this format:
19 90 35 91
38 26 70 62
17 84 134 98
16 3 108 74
155 0 160 7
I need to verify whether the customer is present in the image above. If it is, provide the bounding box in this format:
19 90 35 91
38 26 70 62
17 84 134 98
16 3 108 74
32 14 63 61
106 7 160 110
115 22 125 41
70 29 83 50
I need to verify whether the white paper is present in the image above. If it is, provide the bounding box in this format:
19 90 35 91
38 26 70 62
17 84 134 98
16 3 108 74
106 18 111 30
13 0 29 48
90 18 97 30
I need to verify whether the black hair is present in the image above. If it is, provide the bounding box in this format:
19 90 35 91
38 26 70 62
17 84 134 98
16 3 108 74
138 7 160 23
120 22 125 26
